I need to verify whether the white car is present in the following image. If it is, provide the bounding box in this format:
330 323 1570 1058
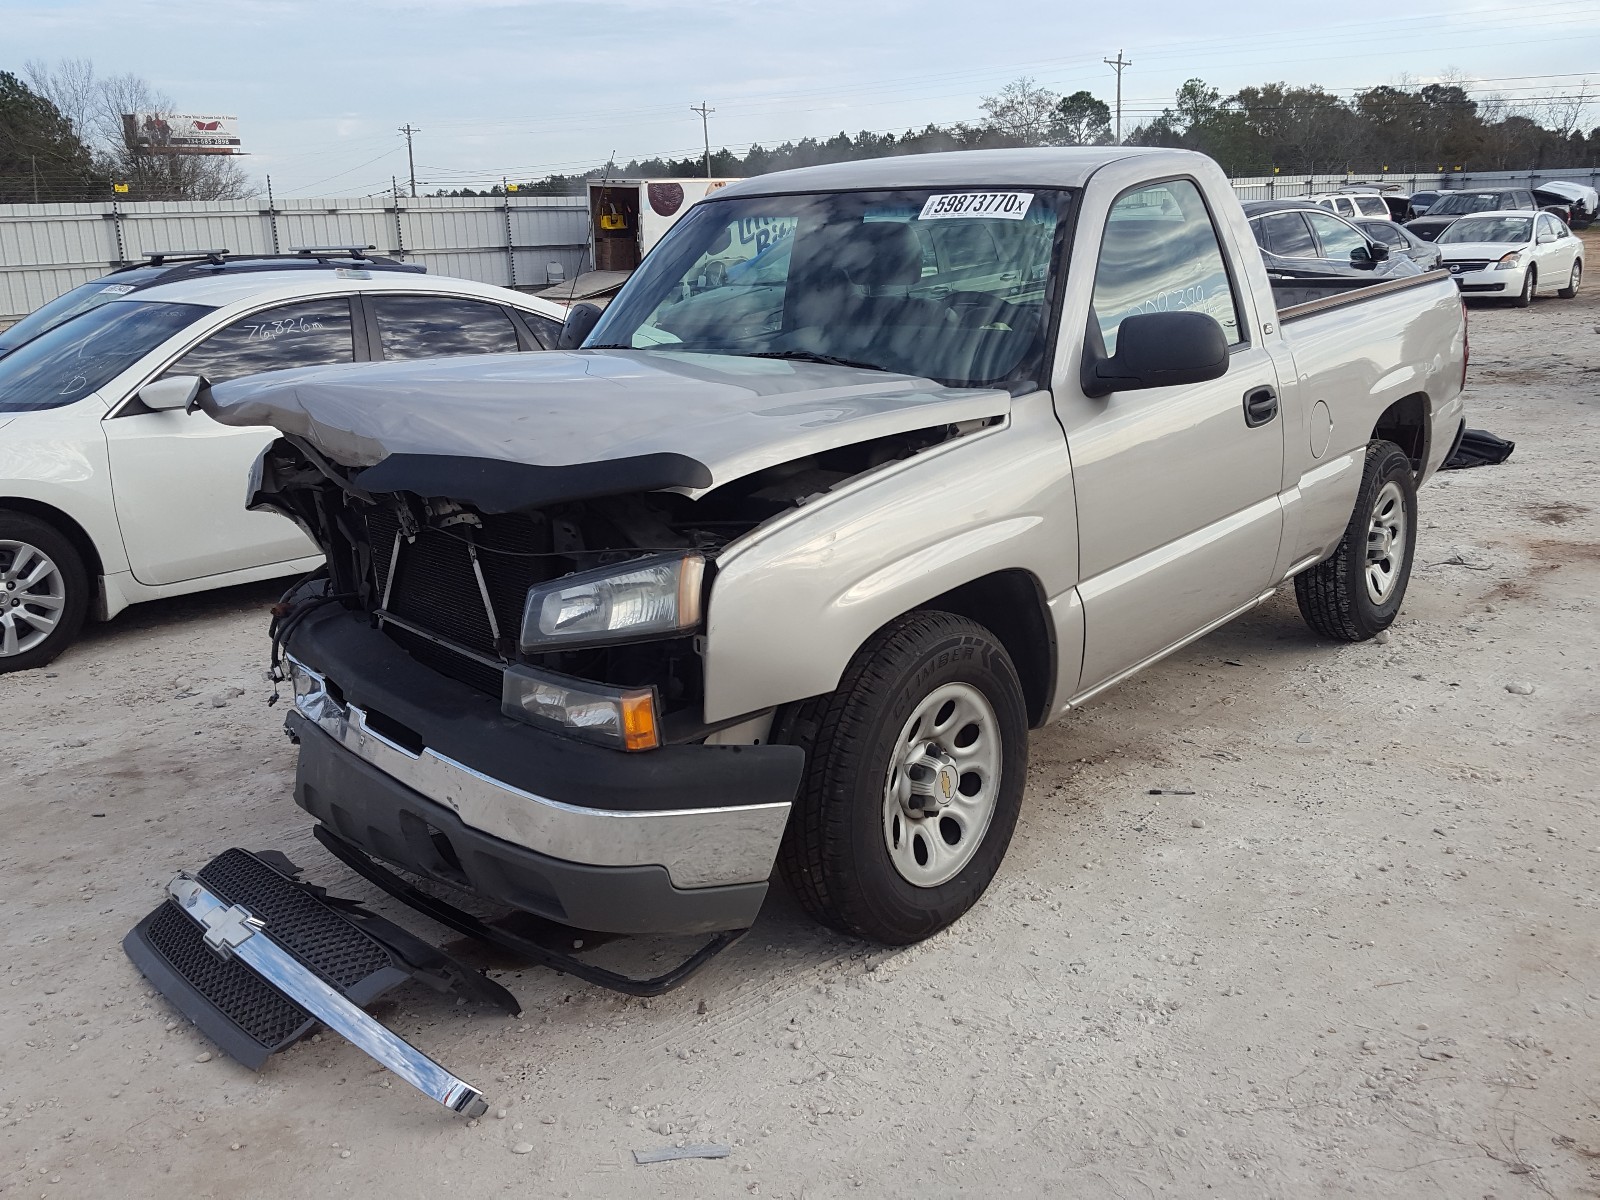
1309 191 1394 221
1436 210 1584 306
0 256 567 671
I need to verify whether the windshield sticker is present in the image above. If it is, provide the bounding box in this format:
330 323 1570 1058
918 193 1034 221
98 284 136 295
334 268 371 280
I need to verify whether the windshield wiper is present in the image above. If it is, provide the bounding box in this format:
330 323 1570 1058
746 350 887 372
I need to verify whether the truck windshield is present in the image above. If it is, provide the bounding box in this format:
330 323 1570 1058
0 300 206 413
588 188 1072 389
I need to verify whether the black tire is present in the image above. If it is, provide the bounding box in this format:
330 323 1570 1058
1295 441 1418 642
1558 260 1582 299
775 611 1029 945
0 512 89 673
1514 265 1536 307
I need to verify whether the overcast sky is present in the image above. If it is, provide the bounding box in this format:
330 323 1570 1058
10 0 1599 195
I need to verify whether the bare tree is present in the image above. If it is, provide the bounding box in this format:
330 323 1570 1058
980 77 1061 146
1541 80 1593 140
24 57 250 200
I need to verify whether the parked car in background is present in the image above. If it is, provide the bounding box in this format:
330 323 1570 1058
0 248 422 360
1405 188 1539 240
1309 191 1394 221
1405 190 1443 219
1353 218 1444 271
1242 200 1423 302
0 265 567 671
1532 180 1597 228
1436 211 1584 305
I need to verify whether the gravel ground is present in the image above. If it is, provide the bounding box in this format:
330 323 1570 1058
2 246 1597 1199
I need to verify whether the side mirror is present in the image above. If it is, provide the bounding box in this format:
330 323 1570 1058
139 374 204 412
556 302 603 350
1082 312 1230 398
1354 241 1390 266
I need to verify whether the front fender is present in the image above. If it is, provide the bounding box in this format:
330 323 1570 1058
0 400 127 575
701 391 1079 723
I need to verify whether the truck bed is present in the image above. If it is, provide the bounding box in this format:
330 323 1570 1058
1271 269 1451 321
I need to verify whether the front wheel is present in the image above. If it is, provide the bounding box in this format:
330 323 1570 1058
776 611 1029 945
1558 260 1582 299
0 513 89 673
1514 265 1536 306
1295 441 1418 642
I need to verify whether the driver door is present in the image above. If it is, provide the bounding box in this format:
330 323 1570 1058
102 297 358 586
1058 179 1285 693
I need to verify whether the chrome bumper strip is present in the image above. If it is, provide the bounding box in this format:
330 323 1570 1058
168 874 487 1118
287 657 790 889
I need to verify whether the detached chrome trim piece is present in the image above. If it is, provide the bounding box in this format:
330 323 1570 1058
167 874 487 1119
287 657 790 889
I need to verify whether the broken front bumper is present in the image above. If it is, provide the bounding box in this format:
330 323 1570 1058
282 608 803 935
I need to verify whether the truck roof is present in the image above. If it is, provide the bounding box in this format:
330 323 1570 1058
713 146 1199 198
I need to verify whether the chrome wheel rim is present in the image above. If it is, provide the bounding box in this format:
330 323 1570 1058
0 540 67 657
1571 262 1583 293
882 682 1001 888
1364 481 1407 605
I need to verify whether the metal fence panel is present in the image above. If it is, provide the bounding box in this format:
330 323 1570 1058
0 194 589 324
6 167 1597 323
1229 167 1600 200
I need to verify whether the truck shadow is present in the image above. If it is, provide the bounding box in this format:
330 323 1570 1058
64 577 288 658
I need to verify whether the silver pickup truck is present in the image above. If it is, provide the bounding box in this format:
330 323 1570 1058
205 148 1467 947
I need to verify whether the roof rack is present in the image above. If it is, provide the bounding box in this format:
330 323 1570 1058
140 249 231 267
105 248 426 285
288 245 378 260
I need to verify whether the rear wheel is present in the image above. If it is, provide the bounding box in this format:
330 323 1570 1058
776 611 1028 945
1295 441 1417 643
1558 260 1582 299
1514 265 1536 306
0 514 89 673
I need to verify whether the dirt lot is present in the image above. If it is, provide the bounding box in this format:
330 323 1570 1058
3 249 1598 1200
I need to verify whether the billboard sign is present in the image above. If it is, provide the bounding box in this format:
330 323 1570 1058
122 113 242 155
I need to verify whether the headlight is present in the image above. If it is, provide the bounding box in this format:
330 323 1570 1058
502 664 659 751
519 553 704 651
1494 251 1525 270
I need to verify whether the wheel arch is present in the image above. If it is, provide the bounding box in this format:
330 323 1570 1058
915 570 1056 728
1370 392 1431 478
0 498 106 582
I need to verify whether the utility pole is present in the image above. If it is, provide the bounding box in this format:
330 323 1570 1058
691 102 715 177
1103 50 1132 145
399 123 419 196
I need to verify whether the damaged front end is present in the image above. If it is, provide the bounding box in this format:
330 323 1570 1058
200 351 1008 941
255 424 962 746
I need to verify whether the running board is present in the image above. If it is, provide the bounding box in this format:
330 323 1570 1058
124 848 509 1118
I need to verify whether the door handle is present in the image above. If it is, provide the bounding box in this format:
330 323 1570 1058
1243 386 1278 428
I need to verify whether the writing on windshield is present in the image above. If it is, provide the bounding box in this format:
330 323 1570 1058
0 301 205 413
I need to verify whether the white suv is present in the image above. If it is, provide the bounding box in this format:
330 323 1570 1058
0 256 567 671
1310 192 1394 221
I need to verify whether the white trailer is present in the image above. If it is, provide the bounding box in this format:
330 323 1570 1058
588 178 739 272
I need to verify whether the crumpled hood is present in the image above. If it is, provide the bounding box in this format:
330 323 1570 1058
203 349 1008 501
